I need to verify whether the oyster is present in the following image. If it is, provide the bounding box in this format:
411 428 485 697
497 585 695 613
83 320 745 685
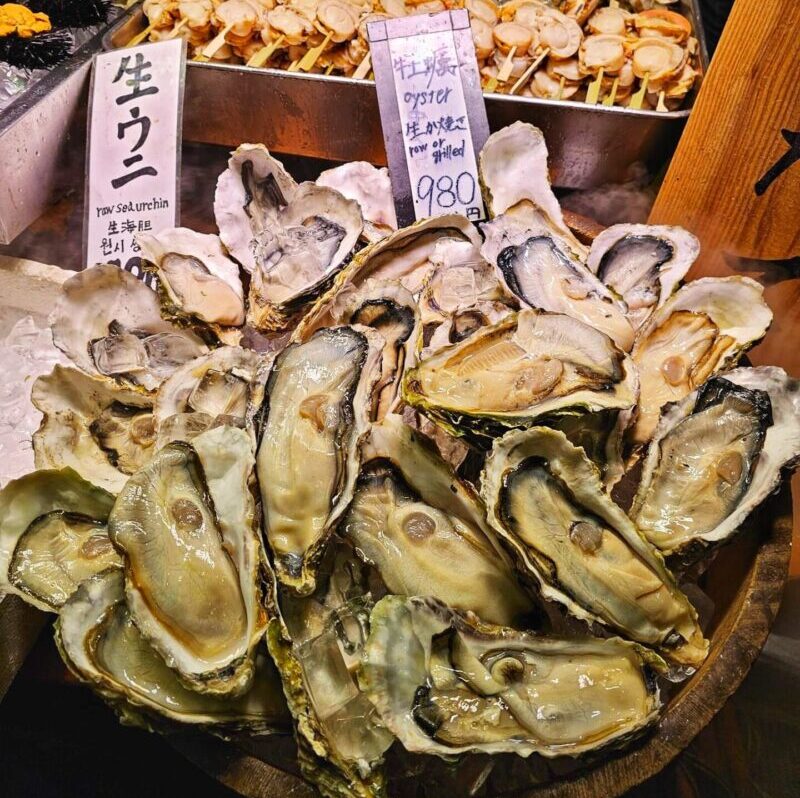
340 414 533 626
403 308 637 447
56 569 290 733
51 265 208 391
154 345 266 427
0 470 119 612
478 122 587 259
268 541 392 798
32 365 157 494
257 326 381 594
294 280 420 422
108 426 268 695
316 161 398 242
359 596 662 757
630 276 773 445
481 427 708 669
482 204 635 351
137 226 245 328
299 216 483 325
215 145 363 331
418 241 516 357
586 224 700 329
631 368 800 560
213 143 298 274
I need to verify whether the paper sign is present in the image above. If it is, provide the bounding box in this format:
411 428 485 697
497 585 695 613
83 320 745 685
369 10 490 227
84 38 186 285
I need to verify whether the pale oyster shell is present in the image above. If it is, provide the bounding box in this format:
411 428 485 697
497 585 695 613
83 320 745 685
0 469 118 612
32 365 157 494
108 426 269 696
137 226 245 327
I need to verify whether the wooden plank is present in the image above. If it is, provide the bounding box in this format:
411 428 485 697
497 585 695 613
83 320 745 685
648 0 800 573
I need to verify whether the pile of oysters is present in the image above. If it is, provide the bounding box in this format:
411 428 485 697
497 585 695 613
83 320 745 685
2 121 799 798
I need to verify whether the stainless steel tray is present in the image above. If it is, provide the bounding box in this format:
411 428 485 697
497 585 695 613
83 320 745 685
104 1 707 189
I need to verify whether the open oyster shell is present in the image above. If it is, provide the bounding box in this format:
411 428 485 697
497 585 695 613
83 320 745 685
316 161 398 242
213 143 298 275
586 224 699 330
108 426 268 696
630 276 773 445
481 427 708 669
215 144 363 331
359 595 662 757
403 308 637 447
478 122 587 259
267 541 391 798
297 215 483 328
56 569 290 734
0 469 119 612
154 345 266 428
482 203 635 351
340 414 534 627
32 365 158 494
294 280 420 422
257 326 382 595
631 367 800 561
137 226 245 329
418 240 517 358
51 265 208 391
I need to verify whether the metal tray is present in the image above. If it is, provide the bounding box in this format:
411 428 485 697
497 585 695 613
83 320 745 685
104 1 707 189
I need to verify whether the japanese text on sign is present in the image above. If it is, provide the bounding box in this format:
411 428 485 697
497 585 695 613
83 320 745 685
369 11 489 227
84 39 186 285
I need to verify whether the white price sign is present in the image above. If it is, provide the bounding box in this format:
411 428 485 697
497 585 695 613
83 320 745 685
84 38 186 283
369 10 489 227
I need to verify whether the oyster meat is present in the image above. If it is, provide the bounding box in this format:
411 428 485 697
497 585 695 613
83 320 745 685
316 161 398 242
341 414 533 626
481 427 708 669
137 226 245 328
482 204 635 351
298 279 419 422
32 365 158 494
631 368 800 560
109 426 268 695
630 276 773 445
51 265 208 391
403 308 637 446
359 596 662 757
257 326 381 594
57 569 290 733
587 224 699 329
0 469 119 612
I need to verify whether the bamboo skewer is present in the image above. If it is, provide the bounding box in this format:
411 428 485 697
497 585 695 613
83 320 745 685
629 71 649 109
168 17 189 38
509 47 549 96
127 21 158 47
298 30 333 71
584 66 604 104
352 51 371 80
485 44 517 93
556 75 566 100
287 57 300 71
602 75 619 106
247 33 286 67
197 21 234 61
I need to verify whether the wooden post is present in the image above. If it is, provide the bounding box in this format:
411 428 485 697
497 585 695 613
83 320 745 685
648 0 800 573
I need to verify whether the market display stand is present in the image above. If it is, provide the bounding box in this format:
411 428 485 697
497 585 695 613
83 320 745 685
649 0 800 571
